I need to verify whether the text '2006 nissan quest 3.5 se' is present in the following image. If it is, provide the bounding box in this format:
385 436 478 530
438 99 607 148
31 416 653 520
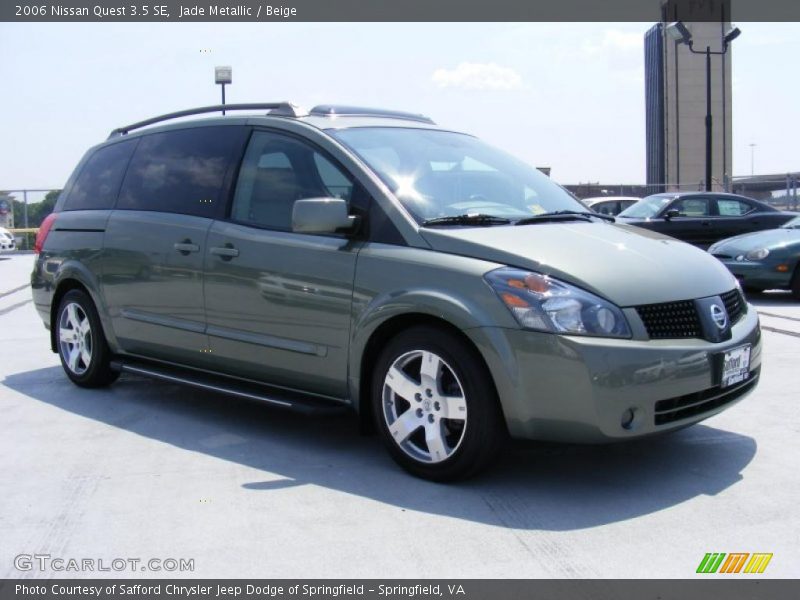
32 103 761 480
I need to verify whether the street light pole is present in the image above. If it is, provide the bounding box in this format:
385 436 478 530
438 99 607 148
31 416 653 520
666 22 741 192
214 66 232 116
705 46 712 192
749 143 757 176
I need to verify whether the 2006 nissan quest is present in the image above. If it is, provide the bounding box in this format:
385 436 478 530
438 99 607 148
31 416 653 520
32 103 762 480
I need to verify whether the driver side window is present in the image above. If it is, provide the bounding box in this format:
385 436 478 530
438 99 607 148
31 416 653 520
231 131 354 231
671 197 711 217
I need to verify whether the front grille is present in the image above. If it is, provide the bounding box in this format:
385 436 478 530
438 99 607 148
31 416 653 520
721 288 746 325
636 300 702 339
636 288 745 340
654 366 760 425
711 253 733 259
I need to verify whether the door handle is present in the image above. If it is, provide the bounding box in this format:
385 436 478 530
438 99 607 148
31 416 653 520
700 221 710 226
210 245 240 260
173 241 200 254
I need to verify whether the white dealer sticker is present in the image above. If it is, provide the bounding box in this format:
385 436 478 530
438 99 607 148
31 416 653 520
721 345 751 388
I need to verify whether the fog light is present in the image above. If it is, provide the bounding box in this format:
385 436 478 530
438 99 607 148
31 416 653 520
621 408 636 430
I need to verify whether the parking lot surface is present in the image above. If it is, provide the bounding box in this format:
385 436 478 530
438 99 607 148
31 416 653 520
1 253 798 578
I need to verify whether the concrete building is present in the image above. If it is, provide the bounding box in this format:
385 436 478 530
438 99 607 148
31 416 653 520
645 1 734 192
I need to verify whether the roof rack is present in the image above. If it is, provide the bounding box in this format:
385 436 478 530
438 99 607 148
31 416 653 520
108 102 307 137
309 105 435 125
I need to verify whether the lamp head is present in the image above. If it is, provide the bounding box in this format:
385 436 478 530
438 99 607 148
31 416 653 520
724 26 742 45
665 21 693 45
214 66 232 85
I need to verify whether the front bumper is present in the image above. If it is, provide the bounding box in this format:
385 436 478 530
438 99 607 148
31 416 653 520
467 305 762 443
717 259 792 290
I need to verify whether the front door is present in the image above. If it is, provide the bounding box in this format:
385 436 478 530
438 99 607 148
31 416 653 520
203 130 362 397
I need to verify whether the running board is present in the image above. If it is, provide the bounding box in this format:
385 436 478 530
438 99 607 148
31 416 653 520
110 359 350 416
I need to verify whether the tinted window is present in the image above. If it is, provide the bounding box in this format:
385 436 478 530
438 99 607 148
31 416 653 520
63 140 137 211
117 126 244 218
594 201 618 216
231 131 355 231
672 197 711 217
717 199 753 216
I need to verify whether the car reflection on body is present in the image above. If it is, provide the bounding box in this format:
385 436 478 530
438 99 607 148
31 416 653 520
708 215 800 299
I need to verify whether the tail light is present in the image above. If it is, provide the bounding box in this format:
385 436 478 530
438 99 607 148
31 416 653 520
34 213 57 254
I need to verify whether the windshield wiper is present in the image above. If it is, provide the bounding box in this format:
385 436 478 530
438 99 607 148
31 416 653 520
422 214 512 227
515 210 615 225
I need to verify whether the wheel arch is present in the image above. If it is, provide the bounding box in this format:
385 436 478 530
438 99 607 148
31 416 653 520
50 266 115 354
353 312 502 433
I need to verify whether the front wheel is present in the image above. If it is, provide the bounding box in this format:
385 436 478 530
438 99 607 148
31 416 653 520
791 266 800 301
371 326 507 481
56 289 119 388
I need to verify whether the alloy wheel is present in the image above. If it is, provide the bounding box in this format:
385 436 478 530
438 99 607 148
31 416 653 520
381 350 468 463
58 302 93 375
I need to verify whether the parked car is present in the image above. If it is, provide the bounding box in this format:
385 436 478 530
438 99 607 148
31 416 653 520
0 227 16 251
617 192 795 248
709 215 800 298
583 196 640 216
31 103 761 481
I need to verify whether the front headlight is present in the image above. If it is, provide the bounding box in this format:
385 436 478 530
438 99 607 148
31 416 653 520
485 267 631 338
745 248 770 261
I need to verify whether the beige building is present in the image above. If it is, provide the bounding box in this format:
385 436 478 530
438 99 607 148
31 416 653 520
665 22 733 191
645 2 735 192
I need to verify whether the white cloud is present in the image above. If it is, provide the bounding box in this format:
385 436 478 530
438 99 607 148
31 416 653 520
583 29 643 55
431 62 524 91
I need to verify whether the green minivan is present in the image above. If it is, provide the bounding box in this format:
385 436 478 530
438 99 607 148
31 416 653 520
32 103 761 480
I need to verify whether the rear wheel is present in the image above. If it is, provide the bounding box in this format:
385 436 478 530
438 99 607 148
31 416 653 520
371 326 506 481
56 289 118 387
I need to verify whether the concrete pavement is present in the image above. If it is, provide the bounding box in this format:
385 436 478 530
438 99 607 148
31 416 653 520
1 253 798 578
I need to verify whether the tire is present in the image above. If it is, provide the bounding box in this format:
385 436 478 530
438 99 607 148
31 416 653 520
371 326 507 481
55 289 119 388
791 266 800 301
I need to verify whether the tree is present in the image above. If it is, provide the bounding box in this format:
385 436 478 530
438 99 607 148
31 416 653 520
11 190 61 228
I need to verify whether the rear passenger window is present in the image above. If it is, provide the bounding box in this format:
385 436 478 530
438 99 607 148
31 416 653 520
231 131 355 231
717 199 753 216
63 140 137 211
117 126 244 218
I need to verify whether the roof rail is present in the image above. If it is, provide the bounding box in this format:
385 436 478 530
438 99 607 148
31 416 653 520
108 102 307 137
309 105 435 125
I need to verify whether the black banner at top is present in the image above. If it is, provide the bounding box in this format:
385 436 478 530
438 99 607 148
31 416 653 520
3 0 800 22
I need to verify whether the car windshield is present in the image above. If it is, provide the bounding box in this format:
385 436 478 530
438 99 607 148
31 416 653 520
782 216 800 229
618 194 675 218
330 127 586 223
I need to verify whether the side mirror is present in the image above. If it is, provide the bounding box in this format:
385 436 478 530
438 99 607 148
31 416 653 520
664 209 681 220
292 198 358 234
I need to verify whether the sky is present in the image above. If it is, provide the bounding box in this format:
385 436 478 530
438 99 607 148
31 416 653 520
0 21 798 198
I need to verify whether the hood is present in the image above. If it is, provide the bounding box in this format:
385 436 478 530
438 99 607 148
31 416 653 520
709 228 800 254
420 222 737 307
